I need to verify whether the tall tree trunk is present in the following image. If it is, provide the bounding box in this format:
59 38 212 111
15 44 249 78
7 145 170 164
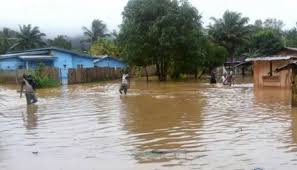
144 66 149 83
242 67 245 77
194 68 198 80
163 62 168 81
198 69 205 79
160 62 164 81
156 63 161 81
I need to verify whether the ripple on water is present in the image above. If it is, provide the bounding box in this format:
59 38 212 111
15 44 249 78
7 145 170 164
0 81 297 170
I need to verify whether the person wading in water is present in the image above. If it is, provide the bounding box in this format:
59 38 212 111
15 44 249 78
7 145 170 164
119 71 130 95
210 70 217 84
20 74 38 105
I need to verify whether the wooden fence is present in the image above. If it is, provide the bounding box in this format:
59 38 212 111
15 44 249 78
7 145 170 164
68 67 123 84
0 67 60 84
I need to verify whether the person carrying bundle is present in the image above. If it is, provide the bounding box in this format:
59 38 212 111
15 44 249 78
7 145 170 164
20 74 38 105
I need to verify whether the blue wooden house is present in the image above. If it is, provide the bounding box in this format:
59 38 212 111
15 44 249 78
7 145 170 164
94 55 127 69
0 47 95 80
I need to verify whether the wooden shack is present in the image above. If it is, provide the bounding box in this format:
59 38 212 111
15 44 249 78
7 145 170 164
246 48 297 88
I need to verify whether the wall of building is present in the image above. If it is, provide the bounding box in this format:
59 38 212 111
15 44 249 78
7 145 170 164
0 57 24 70
94 58 126 69
27 60 54 69
253 60 291 88
52 51 73 69
72 55 94 68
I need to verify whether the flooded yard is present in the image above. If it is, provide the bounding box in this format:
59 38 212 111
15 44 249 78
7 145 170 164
1 80 297 170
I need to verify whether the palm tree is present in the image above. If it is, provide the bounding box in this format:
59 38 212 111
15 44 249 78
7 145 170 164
242 49 261 58
10 24 46 51
82 19 109 44
0 28 17 54
208 10 251 61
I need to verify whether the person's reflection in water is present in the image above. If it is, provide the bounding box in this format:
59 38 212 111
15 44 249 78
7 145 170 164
119 83 204 164
23 105 38 129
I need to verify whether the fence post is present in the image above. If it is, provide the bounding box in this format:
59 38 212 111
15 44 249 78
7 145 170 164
15 69 18 84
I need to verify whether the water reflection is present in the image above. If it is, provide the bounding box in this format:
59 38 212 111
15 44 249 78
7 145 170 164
22 105 38 129
120 82 204 164
2 81 297 169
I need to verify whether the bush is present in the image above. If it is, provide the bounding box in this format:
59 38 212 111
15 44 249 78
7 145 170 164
33 75 59 88
30 63 60 88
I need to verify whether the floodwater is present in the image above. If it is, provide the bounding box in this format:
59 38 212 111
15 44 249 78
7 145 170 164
0 79 297 170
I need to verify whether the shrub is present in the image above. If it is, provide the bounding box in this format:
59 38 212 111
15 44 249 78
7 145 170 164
30 63 60 88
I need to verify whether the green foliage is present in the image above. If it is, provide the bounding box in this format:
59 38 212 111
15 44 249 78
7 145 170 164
263 18 284 31
0 28 17 54
90 38 120 56
203 41 229 68
31 63 59 88
249 28 284 55
48 35 72 49
82 19 110 44
284 25 297 48
208 10 251 59
9 24 46 51
118 0 204 81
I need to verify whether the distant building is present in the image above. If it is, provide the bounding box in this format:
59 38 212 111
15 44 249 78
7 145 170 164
0 47 95 80
94 55 127 69
246 47 297 88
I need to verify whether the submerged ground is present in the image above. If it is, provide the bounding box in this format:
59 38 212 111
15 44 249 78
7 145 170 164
0 79 297 170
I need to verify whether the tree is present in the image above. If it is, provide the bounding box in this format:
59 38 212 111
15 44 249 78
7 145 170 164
0 28 17 54
208 10 251 60
284 24 297 48
203 41 228 71
10 24 46 51
90 38 120 57
48 35 72 49
82 19 109 44
263 18 284 31
118 0 204 81
250 29 284 55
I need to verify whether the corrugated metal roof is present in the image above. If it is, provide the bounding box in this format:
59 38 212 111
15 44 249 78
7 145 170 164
275 61 297 72
0 50 49 59
245 56 295 61
93 56 124 63
285 47 297 52
19 55 55 60
1 47 94 59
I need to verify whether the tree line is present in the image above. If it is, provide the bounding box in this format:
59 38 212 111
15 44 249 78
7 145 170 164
0 20 118 56
117 0 297 81
1 0 297 81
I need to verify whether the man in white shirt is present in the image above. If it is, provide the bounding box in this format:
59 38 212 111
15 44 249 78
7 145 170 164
119 73 129 94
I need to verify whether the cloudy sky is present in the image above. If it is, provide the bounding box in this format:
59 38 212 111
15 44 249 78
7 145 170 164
0 0 295 37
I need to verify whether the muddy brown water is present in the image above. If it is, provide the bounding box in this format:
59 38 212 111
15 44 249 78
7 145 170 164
1 80 297 170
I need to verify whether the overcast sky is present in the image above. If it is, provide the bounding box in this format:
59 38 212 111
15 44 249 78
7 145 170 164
0 0 295 37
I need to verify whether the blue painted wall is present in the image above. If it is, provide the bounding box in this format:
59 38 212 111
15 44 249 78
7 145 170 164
0 57 24 70
72 55 94 68
27 60 53 69
52 51 94 69
0 49 95 73
52 51 73 69
94 57 126 69
51 50 94 79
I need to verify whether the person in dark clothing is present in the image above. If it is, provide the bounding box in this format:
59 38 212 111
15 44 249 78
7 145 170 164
20 74 38 105
210 71 217 84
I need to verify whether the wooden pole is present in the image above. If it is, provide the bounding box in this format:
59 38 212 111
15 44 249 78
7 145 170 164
292 66 297 107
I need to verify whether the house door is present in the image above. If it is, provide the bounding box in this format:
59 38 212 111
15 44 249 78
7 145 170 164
60 64 68 85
